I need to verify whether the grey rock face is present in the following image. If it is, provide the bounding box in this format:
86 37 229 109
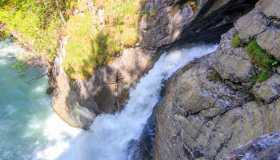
213 29 256 83
155 0 280 159
257 28 280 61
226 132 280 160
155 57 280 160
235 10 268 41
257 0 280 18
252 74 280 104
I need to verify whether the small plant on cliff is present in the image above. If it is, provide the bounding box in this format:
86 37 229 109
246 40 279 82
231 34 241 48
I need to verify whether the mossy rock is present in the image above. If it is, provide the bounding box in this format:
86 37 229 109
246 40 279 82
231 34 241 48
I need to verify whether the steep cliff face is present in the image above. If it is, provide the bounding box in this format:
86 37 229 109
155 0 280 159
50 0 258 128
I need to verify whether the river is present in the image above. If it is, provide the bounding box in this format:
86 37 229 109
0 39 80 160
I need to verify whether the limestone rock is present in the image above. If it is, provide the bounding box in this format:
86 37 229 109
252 74 280 104
213 29 256 83
257 0 280 18
155 1 280 159
235 10 268 41
226 132 280 160
155 59 280 159
155 57 259 160
257 28 280 61
49 37 96 129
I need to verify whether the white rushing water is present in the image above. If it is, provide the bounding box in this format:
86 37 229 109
59 44 217 160
0 39 81 160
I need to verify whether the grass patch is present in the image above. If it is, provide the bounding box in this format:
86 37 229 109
1 0 142 79
0 0 77 60
64 0 142 79
255 70 270 82
246 40 279 82
231 34 241 48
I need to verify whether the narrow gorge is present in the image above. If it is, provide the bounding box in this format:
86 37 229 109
0 0 280 160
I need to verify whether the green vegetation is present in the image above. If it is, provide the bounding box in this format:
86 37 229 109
64 0 142 79
255 70 270 82
231 34 241 48
0 0 77 60
0 0 142 79
246 40 279 82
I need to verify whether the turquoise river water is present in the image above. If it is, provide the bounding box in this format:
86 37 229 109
0 40 80 160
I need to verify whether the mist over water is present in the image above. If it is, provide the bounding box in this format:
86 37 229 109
59 44 217 160
0 40 80 160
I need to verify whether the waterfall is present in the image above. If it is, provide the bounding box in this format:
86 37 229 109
58 44 217 160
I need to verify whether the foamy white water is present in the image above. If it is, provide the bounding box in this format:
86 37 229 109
59 44 217 160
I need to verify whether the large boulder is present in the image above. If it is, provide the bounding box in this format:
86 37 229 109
257 29 280 61
155 56 280 160
235 9 268 41
213 29 256 83
252 74 280 104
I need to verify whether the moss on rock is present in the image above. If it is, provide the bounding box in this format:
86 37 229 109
246 40 279 82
